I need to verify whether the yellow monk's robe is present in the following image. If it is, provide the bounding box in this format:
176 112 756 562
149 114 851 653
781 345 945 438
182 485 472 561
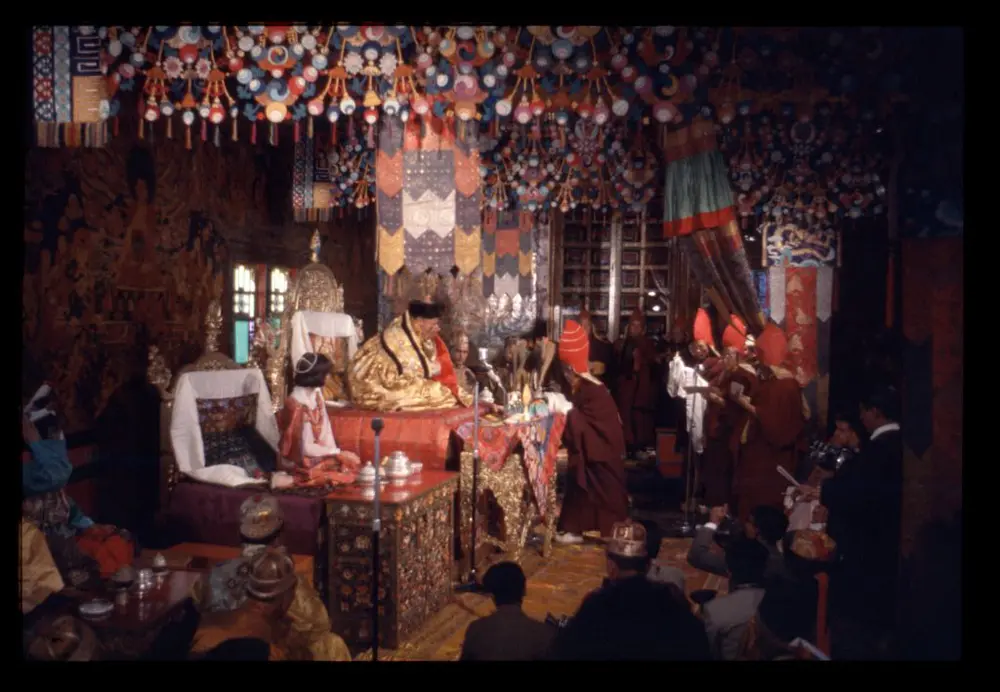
190 570 351 661
348 311 473 411
20 519 65 614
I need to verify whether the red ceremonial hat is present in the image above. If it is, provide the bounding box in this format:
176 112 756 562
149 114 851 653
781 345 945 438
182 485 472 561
756 323 788 367
558 320 590 375
722 314 749 354
692 308 715 348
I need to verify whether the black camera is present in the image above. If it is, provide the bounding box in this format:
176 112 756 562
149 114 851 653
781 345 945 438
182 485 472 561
712 514 741 549
808 440 855 472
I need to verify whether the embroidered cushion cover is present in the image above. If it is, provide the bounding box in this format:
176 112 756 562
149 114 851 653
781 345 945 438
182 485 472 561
196 394 274 478
308 332 349 401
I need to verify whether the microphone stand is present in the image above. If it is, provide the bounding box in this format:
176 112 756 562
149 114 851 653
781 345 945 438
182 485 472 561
370 417 384 662
679 365 703 537
456 384 483 593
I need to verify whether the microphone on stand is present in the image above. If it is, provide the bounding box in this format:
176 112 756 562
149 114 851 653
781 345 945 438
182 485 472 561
457 384 483 593
370 417 384 662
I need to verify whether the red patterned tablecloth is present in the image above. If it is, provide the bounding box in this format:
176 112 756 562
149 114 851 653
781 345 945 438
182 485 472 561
454 408 566 519
327 404 565 519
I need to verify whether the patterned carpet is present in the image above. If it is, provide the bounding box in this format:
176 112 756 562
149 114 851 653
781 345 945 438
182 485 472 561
354 534 725 661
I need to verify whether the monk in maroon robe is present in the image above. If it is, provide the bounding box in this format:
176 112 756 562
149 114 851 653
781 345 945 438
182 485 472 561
729 324 807 522
700 315 756 507
614 309 658 456
579 309 614 388
555 320 629 544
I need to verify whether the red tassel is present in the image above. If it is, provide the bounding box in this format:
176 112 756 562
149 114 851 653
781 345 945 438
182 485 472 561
294 120 300 142
348 115 355 141
113 116 120 137
201 119 207 142
251 121 257 145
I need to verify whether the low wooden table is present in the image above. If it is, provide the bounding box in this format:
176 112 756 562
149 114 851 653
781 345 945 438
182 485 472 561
67 570 202 659
325 471 457 650
139 543 315 587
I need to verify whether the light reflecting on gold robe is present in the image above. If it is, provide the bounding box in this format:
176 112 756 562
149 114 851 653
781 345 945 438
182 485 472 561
349 312 472 411
190 571 351 661
20 519 65 614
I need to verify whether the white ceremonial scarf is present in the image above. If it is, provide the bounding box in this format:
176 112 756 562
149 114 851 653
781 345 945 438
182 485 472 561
289 386 340 458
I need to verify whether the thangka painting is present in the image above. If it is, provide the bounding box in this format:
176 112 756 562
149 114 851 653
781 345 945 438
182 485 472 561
32 26 116 148
767 263 834 427
762 221 838 267
376 116 482 277
22 140 264 433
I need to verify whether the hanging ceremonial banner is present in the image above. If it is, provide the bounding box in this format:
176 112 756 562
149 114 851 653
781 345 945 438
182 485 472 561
33 26 112 147
376 116 481 276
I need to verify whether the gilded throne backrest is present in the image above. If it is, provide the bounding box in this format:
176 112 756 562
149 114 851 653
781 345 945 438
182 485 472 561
147 299 254 508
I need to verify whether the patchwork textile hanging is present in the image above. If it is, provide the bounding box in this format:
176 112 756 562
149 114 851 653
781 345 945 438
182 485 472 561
292 136 331 222
32 26 111 148
767 263 835 427
482 210 534 299
376 116 482 277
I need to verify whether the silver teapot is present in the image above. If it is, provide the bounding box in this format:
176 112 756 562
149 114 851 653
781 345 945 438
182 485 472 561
384 451 412 480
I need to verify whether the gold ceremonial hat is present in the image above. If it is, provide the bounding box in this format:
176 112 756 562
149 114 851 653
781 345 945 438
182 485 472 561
607 519 647 559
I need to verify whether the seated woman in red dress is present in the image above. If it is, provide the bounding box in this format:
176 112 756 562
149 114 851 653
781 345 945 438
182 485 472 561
277 354 360 488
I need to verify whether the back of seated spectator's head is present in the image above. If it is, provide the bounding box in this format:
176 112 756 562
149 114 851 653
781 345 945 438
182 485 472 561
482 561 527 607
725 536 769 587
859 385 900 432
747 505 789 547
606 519 659 580
551 577 711 660
202 638 271 661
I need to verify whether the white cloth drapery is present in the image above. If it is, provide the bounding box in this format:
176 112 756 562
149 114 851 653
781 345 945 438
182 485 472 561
290 310 358 366
170 367 280 488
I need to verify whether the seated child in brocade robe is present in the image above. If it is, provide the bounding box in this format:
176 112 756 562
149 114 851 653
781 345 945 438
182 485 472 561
277 354 360 488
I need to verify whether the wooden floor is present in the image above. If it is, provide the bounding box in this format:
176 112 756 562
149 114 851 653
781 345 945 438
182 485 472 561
354 533 724 661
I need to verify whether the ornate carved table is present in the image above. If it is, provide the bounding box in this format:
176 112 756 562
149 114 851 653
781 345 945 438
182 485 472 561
325 471 457 650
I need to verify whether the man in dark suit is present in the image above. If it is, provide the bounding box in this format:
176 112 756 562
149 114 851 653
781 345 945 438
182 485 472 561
702 537 769 660
807 385 902 659
460 562 554 661
688 504 789 585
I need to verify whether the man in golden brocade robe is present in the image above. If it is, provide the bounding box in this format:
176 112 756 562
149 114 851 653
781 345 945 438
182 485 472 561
349 300 473 411
189 496 351 662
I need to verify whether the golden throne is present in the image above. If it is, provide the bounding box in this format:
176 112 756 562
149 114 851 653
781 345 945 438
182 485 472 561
254 230 356 412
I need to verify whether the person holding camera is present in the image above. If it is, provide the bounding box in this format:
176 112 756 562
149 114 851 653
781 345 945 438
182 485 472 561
801 386 903 658
687 504 789 585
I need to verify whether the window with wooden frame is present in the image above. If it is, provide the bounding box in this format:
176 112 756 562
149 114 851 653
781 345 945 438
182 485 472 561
231 263 294 364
